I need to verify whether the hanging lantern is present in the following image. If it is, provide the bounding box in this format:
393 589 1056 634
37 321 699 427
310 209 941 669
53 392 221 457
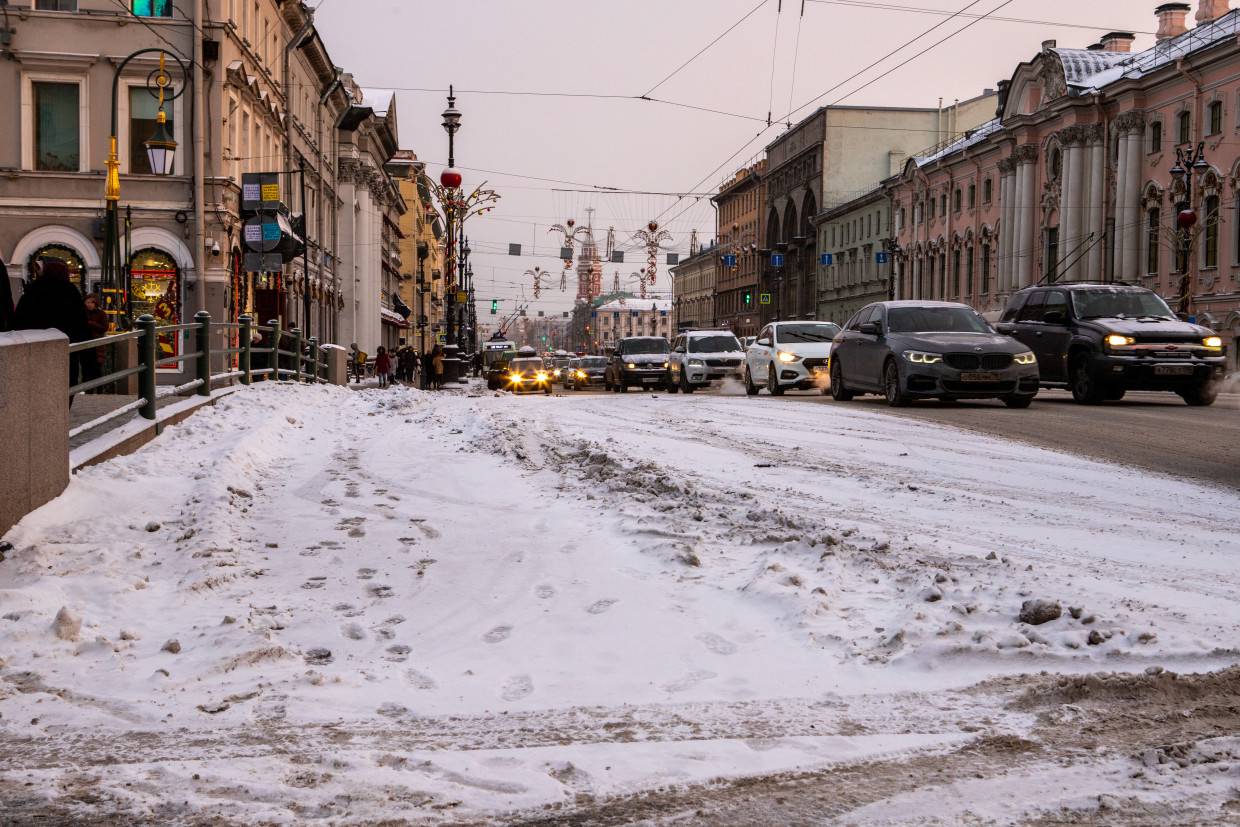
144 110 177 176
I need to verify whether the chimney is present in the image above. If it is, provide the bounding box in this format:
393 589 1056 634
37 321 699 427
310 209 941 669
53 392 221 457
995 80 1010 119
1156 3 1191 40
1100 31 1137 52
1196 0 1229 25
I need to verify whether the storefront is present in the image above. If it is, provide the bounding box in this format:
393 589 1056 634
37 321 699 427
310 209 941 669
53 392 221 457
27 243 88 295
129 247 182 370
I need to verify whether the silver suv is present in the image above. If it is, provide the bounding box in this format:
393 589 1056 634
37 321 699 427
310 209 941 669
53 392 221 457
667 330 745 393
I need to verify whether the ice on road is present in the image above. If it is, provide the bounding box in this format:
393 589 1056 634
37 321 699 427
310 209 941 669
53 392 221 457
2 383 1239 825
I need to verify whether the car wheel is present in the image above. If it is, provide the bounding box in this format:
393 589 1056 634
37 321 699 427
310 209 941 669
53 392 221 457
1069 352 1105 405
1104 387 1126 401
544 387 552 396
1179 383 1219 407
767 365 784 396
829 358 853 401
681 371 695 394
667 370 679 393
1002 395 1033 409
744 366 760 396
883 359 910 407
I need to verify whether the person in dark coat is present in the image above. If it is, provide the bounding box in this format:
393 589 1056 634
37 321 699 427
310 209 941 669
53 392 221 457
0 258 15 333
81 293 109 387
420 347 434 390
14 257 88 391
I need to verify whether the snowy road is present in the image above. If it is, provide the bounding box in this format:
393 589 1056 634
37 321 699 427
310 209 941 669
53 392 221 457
2 383 1239 825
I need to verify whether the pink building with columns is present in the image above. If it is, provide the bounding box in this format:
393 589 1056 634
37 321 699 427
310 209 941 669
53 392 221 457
887 1 1240 363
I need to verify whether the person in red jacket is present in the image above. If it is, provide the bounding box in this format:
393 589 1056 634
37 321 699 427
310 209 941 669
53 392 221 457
374 345 392 388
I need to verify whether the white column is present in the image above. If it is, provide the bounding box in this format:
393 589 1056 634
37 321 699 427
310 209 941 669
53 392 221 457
1114 132 1131 278
1014 162 1030 288
912 256 920 299
1064 142 1085 280
1087 139 1105 279
999 170 1013 291
1122 130 1143 280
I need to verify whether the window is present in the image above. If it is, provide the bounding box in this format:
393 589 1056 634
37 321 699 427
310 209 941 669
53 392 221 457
939 194 947 216
1150 121 1162 154
29 244 86 294
35 0 78 10
129 87 176 174
951 249 961 297
983 178 993 203
1049 147 1062 181
1042 290 1069 324
967 184 976 208
1209 101 1223 136
33 81 80 171
954 188 962 213
132 0 172 15
981 243 991 294
1178 110 1191 145
1203 195 1219 268
928 198 935 220
1016 291 1046 322
966 245 975 296
1146 209 1160 275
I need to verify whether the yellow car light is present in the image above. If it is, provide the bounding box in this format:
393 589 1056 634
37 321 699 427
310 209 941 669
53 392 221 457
1105 334 1135 347
1203 336 1223 349
509 373 522 383
777 351 799 363
536 372 548 382
1013 351 1037 365
626 362 637 369
576 370 587 379
552 369 562 377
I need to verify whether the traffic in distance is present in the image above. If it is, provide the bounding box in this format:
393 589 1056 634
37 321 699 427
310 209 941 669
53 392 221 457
489 283 1227 407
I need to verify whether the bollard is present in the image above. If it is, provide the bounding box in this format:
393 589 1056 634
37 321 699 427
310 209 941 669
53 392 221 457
308 337 319 383
268 319 281 379
195 311 212 397
292 327 302 383
240 315 253 385
137 314 157 420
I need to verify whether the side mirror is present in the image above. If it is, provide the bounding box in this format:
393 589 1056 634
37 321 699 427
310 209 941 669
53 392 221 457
1043 310 1067 325
994 322 1016 335
859 322 880 335
757 337 771 347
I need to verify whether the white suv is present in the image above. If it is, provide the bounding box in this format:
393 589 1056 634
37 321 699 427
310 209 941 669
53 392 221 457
744 321 843 395
667 331 745 393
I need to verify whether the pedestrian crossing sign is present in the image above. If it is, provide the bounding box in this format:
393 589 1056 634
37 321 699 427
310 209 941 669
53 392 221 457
759 293 772 305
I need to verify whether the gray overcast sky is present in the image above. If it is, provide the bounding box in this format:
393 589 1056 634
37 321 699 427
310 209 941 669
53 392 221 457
316 0 1161 314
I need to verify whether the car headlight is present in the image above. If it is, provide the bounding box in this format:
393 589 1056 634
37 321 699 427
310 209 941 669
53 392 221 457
688 359 705 367
777 350 799 363
552 369 561 377
576 370 587 378
509 373 522 382
662 361 669 368
626 362 637 369
536 372 548 382
1105 334 1135 347
1203 336 1223 349
1013 351 1037 365
903 350 942 364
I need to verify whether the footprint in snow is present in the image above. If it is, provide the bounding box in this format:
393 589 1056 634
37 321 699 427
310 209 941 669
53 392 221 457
501 674 534 701
411 520 440 539
662 670 717 693
385 644 411 662
696 632 738 655
357 568 377 580
304 648 333 666
368 585 394 599
587 599 618 615
407 669 437 690
301 578 326 590
341 623 366 640
376 702 408 718
482 625 512 644
534 584 556 599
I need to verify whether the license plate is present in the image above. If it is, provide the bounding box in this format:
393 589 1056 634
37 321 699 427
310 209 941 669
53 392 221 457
1154 364 1194 376
642 377 659 383
959 372 1001 382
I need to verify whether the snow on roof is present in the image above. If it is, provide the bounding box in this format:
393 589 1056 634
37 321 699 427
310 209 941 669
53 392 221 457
595 298 670 314
913 118 1003 167
1060 10 1240 93
360 88 395 115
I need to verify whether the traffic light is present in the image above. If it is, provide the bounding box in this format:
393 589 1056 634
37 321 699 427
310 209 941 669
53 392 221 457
490 299 498 314
743 290 753 306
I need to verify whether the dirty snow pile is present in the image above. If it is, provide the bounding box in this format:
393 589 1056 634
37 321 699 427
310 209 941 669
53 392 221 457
0 384 1238 825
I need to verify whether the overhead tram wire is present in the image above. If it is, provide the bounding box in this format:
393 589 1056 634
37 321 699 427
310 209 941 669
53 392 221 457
766 0 784 126
641 0 771 98
803 0 1156 35
784 0 807 128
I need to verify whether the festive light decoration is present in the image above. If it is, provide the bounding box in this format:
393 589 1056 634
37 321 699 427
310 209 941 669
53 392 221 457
630 220 673 299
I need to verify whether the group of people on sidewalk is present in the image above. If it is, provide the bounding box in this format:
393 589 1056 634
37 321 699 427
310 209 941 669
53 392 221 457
349 342 449 390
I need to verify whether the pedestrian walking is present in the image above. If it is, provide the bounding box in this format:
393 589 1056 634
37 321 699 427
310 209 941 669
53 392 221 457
14 257 88 395
374 345 393 389
81 293 109 387
420 348 433 390
431 344 445 390
472 350 483 378
398 344 417 384
0 258 15 333
349 343 367 384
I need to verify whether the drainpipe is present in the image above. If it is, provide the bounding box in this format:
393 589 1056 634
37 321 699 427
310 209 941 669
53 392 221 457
284 5 315 332
192 0 205 320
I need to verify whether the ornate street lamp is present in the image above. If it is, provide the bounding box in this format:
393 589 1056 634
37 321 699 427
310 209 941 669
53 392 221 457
1172 142 1209 314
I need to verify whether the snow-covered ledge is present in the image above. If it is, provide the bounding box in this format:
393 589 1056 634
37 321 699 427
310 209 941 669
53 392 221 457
0 329 69 537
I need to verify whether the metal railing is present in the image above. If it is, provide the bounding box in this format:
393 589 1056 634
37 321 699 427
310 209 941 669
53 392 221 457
67 312 329 440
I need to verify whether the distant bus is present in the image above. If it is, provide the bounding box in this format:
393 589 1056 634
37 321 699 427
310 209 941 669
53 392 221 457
483 339 518 389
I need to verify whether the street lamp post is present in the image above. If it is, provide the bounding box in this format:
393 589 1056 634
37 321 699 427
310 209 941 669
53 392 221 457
440 87 463 382
1170 142 1210 316
102 49 186 329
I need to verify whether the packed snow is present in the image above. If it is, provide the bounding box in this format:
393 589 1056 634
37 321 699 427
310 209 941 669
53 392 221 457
1 383 1239 824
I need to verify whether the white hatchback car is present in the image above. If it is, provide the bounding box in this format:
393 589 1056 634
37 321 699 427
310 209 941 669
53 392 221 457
744 320 843 395
667 330 746 393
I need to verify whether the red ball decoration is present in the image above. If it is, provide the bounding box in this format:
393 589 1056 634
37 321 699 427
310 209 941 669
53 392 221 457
440 169 462 188
1177 208 1198 229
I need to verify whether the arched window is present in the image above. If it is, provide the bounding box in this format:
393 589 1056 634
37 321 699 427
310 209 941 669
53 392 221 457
966 244 975 296
1178 110 1192 145
981 243 991 294
130 247 182 366
1203 196 1220 269
29 243 87 295
1146 208 1161 275
1049 147 1062 182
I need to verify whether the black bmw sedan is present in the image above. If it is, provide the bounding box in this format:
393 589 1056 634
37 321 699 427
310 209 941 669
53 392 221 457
829 301 1040 408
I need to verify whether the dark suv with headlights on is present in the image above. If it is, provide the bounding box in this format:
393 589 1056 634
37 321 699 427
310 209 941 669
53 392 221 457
567 356 609 390
996 284 1226 406
605 336 669 392
830 301 1040 408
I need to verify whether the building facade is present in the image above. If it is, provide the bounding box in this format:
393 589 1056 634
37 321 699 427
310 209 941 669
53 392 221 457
713 160 765 337
389 150 444 353
815 187 894 324
762 93 997 324
887 2 1240 364
670 242 718 330
593 297 671 349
